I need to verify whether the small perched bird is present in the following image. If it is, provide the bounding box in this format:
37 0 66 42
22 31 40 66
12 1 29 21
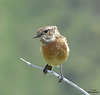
34 26 70 82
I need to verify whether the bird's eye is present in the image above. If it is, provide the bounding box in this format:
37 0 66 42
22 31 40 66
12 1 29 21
44 30 48 33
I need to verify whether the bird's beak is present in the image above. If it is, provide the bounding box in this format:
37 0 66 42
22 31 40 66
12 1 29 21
33 34 41 38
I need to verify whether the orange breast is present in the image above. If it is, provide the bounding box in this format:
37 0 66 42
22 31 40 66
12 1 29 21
42 38 69 66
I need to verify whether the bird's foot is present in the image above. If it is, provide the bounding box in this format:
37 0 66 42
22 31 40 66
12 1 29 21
43 64 52 75
43 68 48 74
58 75 64 83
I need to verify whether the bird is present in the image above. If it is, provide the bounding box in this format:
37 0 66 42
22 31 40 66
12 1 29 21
34 26 70 82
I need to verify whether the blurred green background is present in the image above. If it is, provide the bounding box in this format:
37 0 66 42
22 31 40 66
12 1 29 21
0 0 100 95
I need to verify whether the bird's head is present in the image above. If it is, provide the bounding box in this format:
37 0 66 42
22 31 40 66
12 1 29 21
34 26 60 44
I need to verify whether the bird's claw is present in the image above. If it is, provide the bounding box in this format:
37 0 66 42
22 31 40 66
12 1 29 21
58 75 64 83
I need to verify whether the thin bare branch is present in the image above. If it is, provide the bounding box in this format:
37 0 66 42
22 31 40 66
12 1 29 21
20 58 90 95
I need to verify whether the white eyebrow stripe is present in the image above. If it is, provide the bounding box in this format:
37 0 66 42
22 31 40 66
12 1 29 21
38 28 41 31
45 27 52 30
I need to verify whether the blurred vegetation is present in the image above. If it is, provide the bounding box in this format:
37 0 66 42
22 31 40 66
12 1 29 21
0 0 100 95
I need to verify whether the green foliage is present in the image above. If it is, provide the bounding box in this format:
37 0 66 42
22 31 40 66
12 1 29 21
0 0 100 95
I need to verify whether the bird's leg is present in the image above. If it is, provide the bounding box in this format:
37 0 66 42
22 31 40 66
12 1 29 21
58 64 64 83
43 64 52 74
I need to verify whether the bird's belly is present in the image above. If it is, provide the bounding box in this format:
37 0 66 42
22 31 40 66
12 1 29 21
45 56 67 66
42 40 69 66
